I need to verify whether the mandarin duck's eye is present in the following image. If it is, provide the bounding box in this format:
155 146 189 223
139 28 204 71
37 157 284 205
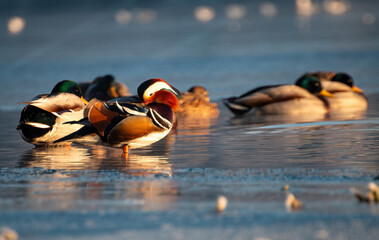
149 93 153 97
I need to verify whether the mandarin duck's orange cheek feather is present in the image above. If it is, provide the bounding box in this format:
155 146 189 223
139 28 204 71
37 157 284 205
150 90 180 111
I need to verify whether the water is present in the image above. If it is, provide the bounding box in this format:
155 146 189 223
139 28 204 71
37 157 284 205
1 1 379 239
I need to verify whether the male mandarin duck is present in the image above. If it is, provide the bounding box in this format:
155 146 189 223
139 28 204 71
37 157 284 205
300 72 368 111
177 86 219 118
55 78 181 153
17 80 89 146
223 76 334 116
80 74 130 101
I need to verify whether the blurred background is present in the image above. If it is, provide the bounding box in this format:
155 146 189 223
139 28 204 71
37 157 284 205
1 0 378 110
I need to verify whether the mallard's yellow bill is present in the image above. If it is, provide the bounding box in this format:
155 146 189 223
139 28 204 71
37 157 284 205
109 86 118 98
319 89 335 98
352 85 364 94
81 96 89 104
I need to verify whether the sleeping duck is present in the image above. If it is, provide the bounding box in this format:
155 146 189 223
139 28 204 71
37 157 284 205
17 80 88 146
80 74 130 101
177 86 219 118
300 72 368 111
55 79 181 154
223 76 334 116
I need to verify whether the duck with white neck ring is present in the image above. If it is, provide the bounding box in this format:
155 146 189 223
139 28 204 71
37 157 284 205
223 76 334 116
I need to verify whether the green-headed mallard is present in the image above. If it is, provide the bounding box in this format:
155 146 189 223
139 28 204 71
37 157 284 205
223 76 333 115
301 72 368 111
17 80 89 146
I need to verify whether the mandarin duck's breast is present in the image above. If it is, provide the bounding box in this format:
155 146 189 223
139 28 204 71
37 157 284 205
148 103 174 123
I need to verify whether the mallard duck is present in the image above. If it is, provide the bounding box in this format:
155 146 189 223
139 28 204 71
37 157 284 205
224 76 334 115
303 71 363 93
301 72 368 111
80 74 130 101
17 80 89 146
177 86 219 118
55 78 181 153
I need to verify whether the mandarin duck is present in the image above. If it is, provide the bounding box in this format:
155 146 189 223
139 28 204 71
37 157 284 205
55 79 180 153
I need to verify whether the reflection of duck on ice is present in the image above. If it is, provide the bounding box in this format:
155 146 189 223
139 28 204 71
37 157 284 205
17 145 179 211
19 144 173 177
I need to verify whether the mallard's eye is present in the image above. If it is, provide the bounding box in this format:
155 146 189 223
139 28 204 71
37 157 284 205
315 82 320 87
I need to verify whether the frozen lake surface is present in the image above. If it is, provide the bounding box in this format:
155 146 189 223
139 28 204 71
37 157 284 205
1 0 379 239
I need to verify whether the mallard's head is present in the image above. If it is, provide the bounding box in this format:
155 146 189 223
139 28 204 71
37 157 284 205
51 80 88 104
331 73 364 93
296 76 334 97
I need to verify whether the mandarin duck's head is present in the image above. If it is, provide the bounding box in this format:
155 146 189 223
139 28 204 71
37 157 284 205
137 79 181 111
331 73 364 94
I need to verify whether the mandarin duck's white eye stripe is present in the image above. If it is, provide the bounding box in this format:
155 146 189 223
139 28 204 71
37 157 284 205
143 82 176 100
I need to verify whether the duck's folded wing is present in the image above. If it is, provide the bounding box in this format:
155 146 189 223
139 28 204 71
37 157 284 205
106 115 164 145
86 99 149 136
236 85 310 106
19 93 85 112
86 100 120 137
321 80 351 93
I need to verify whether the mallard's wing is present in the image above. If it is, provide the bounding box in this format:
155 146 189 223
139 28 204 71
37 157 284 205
224 85 311 115
19 93 85 112
321 80 351 93
237 85 311 105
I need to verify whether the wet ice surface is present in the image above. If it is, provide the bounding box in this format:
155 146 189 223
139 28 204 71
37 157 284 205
1 0 379 239
0 167 378 240
1 99 379 239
